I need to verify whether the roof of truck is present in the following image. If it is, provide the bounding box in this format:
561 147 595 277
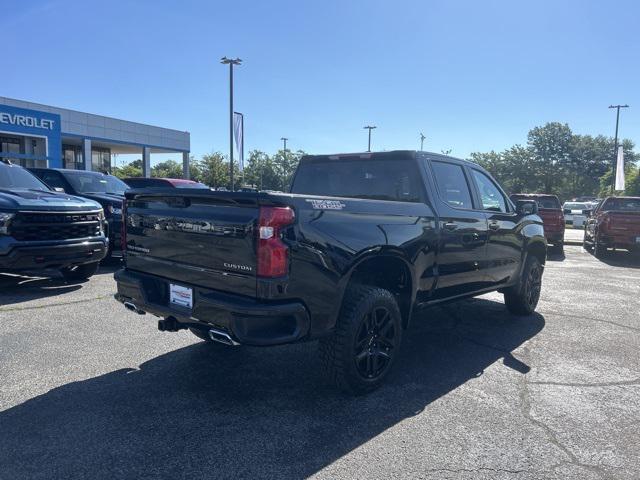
301 150 474 165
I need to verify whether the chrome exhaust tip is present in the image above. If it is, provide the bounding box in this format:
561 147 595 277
208 328 241 346
123 301 145 315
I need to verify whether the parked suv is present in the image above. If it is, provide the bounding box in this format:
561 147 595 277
0 160 107 279
114 151 546 394
584 196 640 257
30 168 127 260
510 194 565 252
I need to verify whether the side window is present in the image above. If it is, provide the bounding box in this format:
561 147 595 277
470 169 507 213
41 172 67 191
430 161 474 209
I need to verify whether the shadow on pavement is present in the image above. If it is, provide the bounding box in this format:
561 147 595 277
0 264 119 307
0 273 85 306
0 298 544 479
546 249 566 262
596 250 640 269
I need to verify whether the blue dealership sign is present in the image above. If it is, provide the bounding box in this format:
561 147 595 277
0 104 62 167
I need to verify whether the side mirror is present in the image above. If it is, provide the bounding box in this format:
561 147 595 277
53 187 65 193
516 200 538 216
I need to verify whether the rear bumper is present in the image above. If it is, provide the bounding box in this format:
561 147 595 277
0 238 108 272
114 268 311 346
544 230 564 243
598 233 640 249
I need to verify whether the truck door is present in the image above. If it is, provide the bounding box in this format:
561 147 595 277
427 160 490 299
467 168 521 287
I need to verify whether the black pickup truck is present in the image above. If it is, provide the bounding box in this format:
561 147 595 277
29 168 128 261
115 151 545 394
0 160 108 280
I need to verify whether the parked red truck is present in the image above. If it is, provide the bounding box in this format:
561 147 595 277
510 194 565 253
584 196 640 257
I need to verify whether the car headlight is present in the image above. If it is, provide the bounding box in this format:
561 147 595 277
0 211 16 235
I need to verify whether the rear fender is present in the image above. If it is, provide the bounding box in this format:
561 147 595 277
330 248 417 329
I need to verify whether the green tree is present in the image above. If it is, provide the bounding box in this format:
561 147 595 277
272 149 305 191
625 169 640 196
470 122 638 201
151 160 183 179
113 159 142 179
242 150 278 190
527 122 574 194
199 152 230 188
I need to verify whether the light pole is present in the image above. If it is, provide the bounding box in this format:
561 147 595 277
608 104 629 192
420 133 426 151
221 56 242 190
363 125 376 152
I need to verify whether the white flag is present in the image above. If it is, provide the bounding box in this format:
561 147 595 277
233 112 244 172
615 145 625 191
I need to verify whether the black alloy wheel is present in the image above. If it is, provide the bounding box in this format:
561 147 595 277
354 306 397 380
524 261 542 310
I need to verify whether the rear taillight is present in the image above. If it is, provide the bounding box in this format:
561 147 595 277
121 201 127 253
257 206 295 278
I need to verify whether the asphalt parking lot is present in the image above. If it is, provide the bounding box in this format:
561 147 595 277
1 246 639 480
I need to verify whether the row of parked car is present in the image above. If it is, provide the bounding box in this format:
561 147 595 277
0 159 208 280
509 192 640 256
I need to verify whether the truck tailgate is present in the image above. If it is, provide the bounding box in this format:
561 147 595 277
124 190 259 297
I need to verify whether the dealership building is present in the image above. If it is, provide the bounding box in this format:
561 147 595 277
0 97 190 177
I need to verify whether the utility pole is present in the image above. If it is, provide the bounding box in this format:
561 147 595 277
221 56 242 190
363 125 376 152
420 133 426 151
608 104 629 192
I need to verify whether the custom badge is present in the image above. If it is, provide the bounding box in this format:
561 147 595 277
305 199 346 210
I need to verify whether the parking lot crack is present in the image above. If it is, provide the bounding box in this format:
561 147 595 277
528 378 640 388
518 346 607 479
423 467 527 475
539 310 640 333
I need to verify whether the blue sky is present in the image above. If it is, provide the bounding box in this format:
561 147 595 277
3 0 639 165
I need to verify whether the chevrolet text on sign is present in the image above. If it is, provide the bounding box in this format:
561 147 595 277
0 112 55 130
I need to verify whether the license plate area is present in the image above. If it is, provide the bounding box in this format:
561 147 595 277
170 283 193 309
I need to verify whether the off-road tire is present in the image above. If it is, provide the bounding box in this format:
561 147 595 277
319 285 402 395
504 255 543 316
594 235 607 258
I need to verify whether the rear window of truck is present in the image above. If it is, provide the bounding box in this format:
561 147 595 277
511 195 560 209
600 198 640 212
291 158 424 202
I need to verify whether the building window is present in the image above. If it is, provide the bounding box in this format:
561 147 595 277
1 136 22 161
91 147 111 173
62 144 83 170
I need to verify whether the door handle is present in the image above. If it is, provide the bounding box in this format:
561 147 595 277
443 222 458 231
489 222 500 231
